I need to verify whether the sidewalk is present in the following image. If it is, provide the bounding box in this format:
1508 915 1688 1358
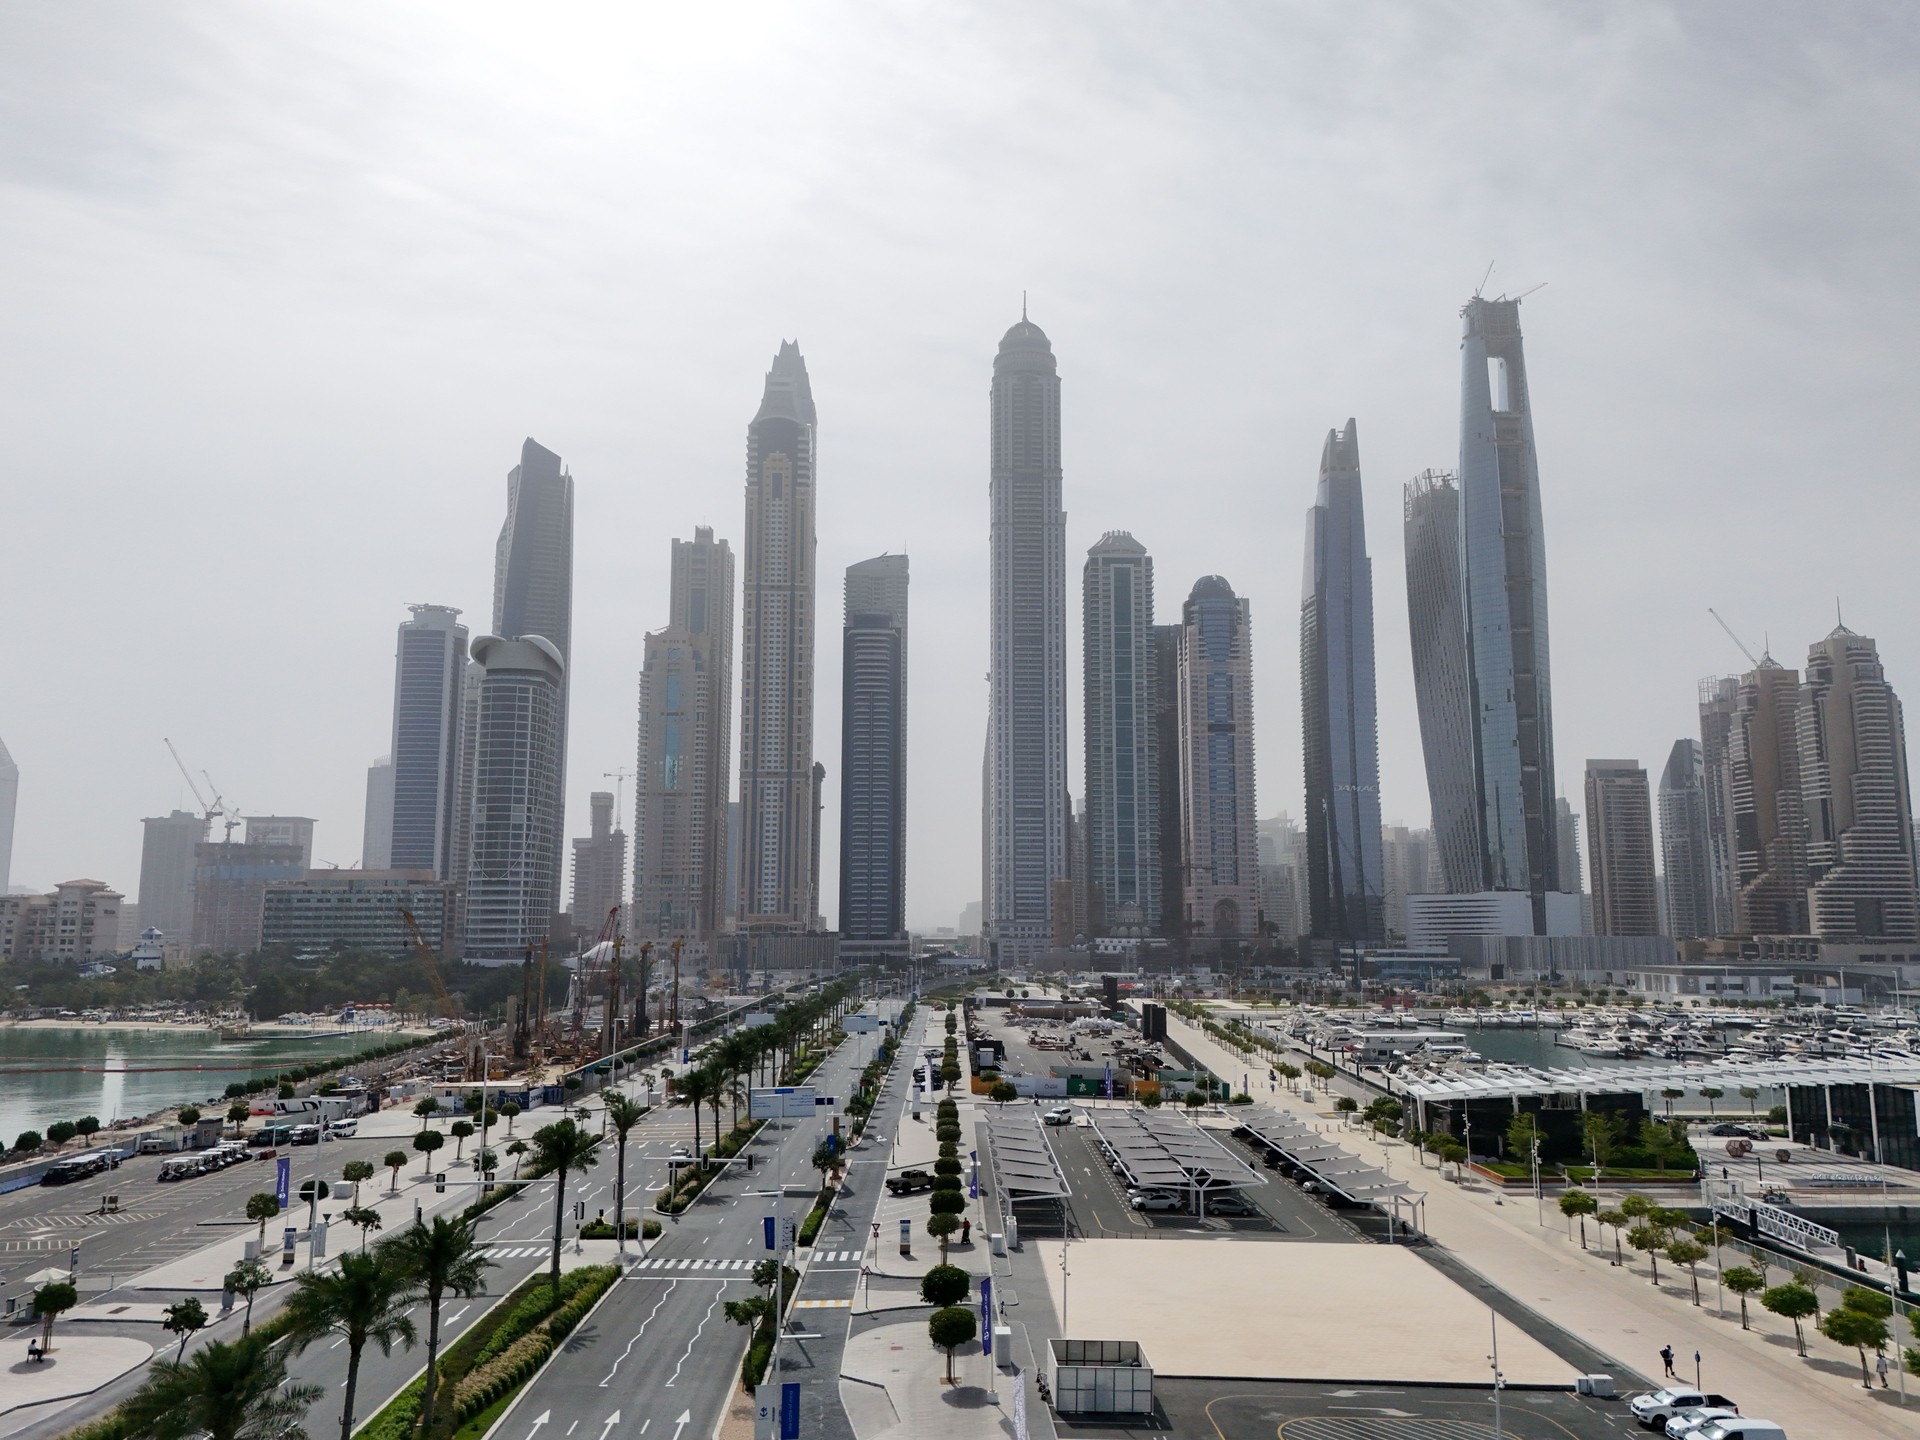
0 1335 153 1432
1166 1008 1917 1438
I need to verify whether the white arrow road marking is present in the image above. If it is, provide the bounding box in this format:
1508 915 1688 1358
597 1411 620 1440
664 1291 729 1387
523 1410 550 1440
669 1412 690 1440
600 1281 678 1386
1327 1407 1414 1416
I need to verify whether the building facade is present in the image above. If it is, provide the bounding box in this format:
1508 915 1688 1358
1731 659 1809 935
192 842 306 953
673 528 735 936
1381 826 1437 944
570 790 626 939
387 603 469 878
1152 624 1186 941
1456 295 1561 924
362 758 394 871
1402 470 1481 894
1083 533 1159 934
1177 577 1258 940
1798 626 1919 941
987 313 1069 965
0 879 123 964
1584 759 1659 936
464 634 566 963
839 590 907 943
737 342 820 931
490 438 575 923
0 735 15 893
1302 421 1385 947
138 809 204 949
1658 738 1714 941
1697 675 1742 936
261 871 453 958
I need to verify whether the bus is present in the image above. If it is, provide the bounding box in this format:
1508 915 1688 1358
41 1147 126 1186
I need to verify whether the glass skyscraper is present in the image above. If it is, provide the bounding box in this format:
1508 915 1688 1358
387 604 468 879
1083 532 1159 933
839 556 908 943
1177 577 1258 939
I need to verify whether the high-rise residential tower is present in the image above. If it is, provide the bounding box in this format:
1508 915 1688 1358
1403 470 1481 894
362 759 394 870
0 736 15 893
1731 658 1808 935
1083 533 1159 934
987 312 1069 965
386 604 469 878
1457 296 1560 926
138 809 203 947
1302 422 1385 948
1177 577 1258 940
1697 676 1742 936
489 439 574 922
839 556 908 944
1584 760 1659 936
1798 626 1919 941
1380 826 1436 943
570 790 626 938
634 528 735 941
1658 738 1714 941
464 634 566 963
737 343 820 931
1152 624 1186 941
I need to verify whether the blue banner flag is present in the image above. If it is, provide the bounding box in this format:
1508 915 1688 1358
780 1382 801 1440
980 1277 993 1355
764 1215 777 1251
275 1155 291 1208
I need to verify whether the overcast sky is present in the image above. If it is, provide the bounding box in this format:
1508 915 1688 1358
4 2 1917 933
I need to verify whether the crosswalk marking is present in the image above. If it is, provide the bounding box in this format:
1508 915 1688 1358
793 1299 851 1309
807 1250 861 1263
626 1257 755 1271
479 1245 549 1258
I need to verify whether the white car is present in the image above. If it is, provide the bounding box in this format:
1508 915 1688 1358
1630 1389 1736 1428
1666 1409 1739 1439
327 1118 358 1139
1129 1191 1183 1212
1041 1107 1074 1126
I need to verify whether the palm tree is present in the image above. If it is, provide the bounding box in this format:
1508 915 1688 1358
506 1139 529 1177
604 1092 648 1254
119 1335 320 1440
382 1217 493 1439
530 1119 601 1297
677 1068 713 1156
281 1251 418 1440
704 1065 732 1149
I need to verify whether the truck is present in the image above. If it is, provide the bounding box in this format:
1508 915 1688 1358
137 1128 187 1154
885 1169 935 1196
271 1094 363 1123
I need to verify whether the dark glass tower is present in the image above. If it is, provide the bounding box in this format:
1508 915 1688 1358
388 604 468 879
1404 470 1482 893
1083 533 1159 933
1458 296 1559 930
987 312 1068 965
1301 421 1385 947
839 569 907 941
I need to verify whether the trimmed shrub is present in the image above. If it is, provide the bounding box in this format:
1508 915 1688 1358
928 1189 966 1216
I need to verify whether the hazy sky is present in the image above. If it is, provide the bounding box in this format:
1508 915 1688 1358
4 3 1918 932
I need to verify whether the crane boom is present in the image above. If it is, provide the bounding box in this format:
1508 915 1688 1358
1708 608 1761 667
399 908 461 1023
164 738 216 816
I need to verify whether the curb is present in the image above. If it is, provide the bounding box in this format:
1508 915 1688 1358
476 1270 626 1440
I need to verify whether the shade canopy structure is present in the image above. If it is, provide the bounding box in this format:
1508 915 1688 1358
1393 1055 1920 1105
1232 1105 1421 1209
1085 1107 1266 1193
984 1102 1072 1200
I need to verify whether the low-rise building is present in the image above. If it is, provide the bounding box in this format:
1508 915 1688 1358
260 870 454 958
0 879 124 964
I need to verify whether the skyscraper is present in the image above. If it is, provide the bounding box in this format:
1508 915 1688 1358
1658 739 1714 941
490 439 574 922
386 604 468 878
1799 626 1919 941
1584 760 1659 936
570 790 626 939
1083 533 1159 933
1403 470 1481 894
737 342 820 931
1731 658 1808 936
634 529 735 942
0 736 15 893
1152 624 1186 941
464 634 566 963
1178 577 1258 941
362 759 394 870
1380 826 1436 944
138 809 204 947
1302 421 1385 948
1457 296 1560 926
1697 676 1742 936
839 557 908 943
987 312 1069 965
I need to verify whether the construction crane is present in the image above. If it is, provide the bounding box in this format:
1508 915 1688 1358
398 908 462 1027
1708 608 1761 667
163 738 239 841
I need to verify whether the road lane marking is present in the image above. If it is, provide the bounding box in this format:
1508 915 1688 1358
599 1281 678 1387
663 1289 730 1387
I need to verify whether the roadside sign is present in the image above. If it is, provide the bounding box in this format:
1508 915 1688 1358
980 1278 993 1355
780 1382 800 1440
764 1216 777 1251
898 1218 911 1254
275 1155 291 1207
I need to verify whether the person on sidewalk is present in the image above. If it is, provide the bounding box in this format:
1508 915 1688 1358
961 1218 971 1246
1659 1344 1676 1379
1877 1350 1891 1388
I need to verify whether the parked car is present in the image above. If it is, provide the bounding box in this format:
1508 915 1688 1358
289 1125 323 1146
327 1118 359 1139
1042 1107 1074 1126
1666 1407 1740 1438
886 1169 934 1196
1203 1192 1259 1217
1708 1124 1766 1140
1130 1191 1184 1212
1690 1422 1784 1440
1631 1389 1737 1428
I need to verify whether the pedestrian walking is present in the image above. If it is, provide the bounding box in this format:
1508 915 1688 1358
1877 1350 1890 1388
1659 1344 1675 1379
961 1218 972 1246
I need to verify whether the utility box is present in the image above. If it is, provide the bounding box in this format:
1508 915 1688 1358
1575 1375 1615 1398
1046 1339 1153 1415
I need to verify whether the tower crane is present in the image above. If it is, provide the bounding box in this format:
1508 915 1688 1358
399 908 462 1025
1708 608 1762 667
164 738 238 840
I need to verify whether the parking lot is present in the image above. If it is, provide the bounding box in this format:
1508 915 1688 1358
1055 1378 1637 1440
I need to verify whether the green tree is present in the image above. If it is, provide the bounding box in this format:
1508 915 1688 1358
1667 1238 1709 1304
245 1192 281 1247
604 1092 648 1254
676 1066 713 1156
1700 1087 1724 1117
1762 1282 1820 1356
12 1130 42 1154
74 1115 100 1139
33 1280 77 1353
1505 1110 1538 1164
382 1216 493 1438
926 1211 960 1261
506 1139 529 1177
342 1206 383 1252
1627 1222 1669 1284
412 1127 444 1176
1843 1286 1893 1320
47 1121 77 1146
383 1149 409 1193
1723 1265 1764 1329
500 1099 522 1135
989 1081 1018 1105
282 1250 418 1440
413 1096 441 1126
1820 1305 1890 1389
1581 1111 1621 1178
227 1101 251 1127
530 1118 600 1297
1659 1087 1684 1117
1558 1189 1597 1246
1738 1086 1761 1117
1276 1062 1301 1090
723 1292 770 1332
119 1335 320 1440
177 1106 202 1127
449 1119 475 1161
1639 1117 1689 1174
340 1160 375 1205
1334 1095 1359 1120
162 1296 208 1360
473 1148 498 1178
920 1264 970 1307
224 1258 272 1337
928 1305 977 1383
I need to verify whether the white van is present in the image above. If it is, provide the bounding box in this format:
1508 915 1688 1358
1692 1422 1785 1440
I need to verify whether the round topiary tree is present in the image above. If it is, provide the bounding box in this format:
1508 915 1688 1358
46 1121 77 1147
413 1127 445 1175
928 1305 976 1383
920 1263 970 1306
925 1214 961 1263
929 1188 967 1217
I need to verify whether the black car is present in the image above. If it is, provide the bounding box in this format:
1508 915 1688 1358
1708 1123 1767 1140
886 1169 934 1196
